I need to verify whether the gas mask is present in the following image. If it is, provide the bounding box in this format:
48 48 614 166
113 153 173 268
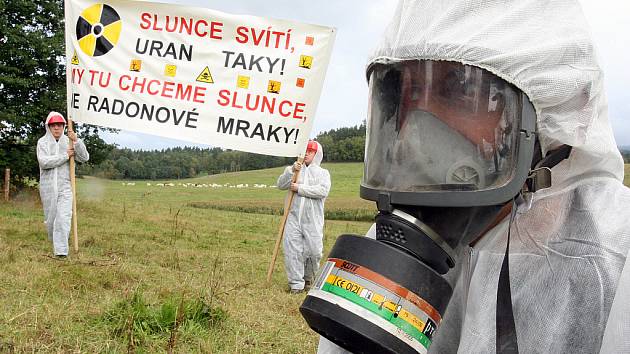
300 60 538 353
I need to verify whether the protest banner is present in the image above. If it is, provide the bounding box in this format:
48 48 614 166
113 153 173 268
64 0 336 156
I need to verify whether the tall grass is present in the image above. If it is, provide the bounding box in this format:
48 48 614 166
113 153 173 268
188 202 375 222
0 162 372 352
101 290 227 346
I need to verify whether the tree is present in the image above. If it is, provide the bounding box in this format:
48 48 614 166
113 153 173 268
0 0 113 186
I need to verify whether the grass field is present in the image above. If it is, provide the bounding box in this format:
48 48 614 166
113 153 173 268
0 162 374 353
1 163 629 353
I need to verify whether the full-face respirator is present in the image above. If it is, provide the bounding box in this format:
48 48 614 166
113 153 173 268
300 60 540 353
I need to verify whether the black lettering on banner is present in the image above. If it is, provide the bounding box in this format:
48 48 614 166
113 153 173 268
215 117 299 144
72 93 80 109
222 50 286 75
85 95 198 128
87 95 99 111
236 119 250 137
267 125 281 142
126 102 140 117
135 38 193 61
98 97 110 112
217 116 234 134
110 99 124 115
250 123 265 140
155 107 170 123
282 127 295 143
185 110 198 128
140 104 154 120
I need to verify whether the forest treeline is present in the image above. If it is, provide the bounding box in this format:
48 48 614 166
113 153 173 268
79 124 367 180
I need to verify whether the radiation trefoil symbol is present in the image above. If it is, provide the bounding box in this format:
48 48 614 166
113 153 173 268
76 3 122 57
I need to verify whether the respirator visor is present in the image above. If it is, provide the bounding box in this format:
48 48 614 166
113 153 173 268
364 60 526 196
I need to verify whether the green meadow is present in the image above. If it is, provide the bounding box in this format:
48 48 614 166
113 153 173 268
1 163 629 353
0 162 374 353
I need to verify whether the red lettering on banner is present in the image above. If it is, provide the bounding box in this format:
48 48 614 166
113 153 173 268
293 102 305 119
234 26 293 50
139 13 223 40
216 89 305 120
140 13 152 30
119 75 207 103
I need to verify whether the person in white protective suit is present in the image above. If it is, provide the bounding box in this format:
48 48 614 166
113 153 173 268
316 0 630 353
277 140 331 294
37 112 89 258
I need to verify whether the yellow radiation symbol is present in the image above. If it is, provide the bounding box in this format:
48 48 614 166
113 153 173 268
71 51 79 65
196 67 214 84
76 4 122 57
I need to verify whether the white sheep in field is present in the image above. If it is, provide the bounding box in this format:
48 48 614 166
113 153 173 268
147 183 151 186
236 184 244 188
166 183 175 187
128 182 135 186
156 183 164 187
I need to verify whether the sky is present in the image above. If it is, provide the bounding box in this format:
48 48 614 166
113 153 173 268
100 0 630 150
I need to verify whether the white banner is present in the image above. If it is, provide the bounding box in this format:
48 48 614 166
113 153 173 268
64 0 335 156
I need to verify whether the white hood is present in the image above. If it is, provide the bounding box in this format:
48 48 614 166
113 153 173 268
310 141 324 167
44 111 67 143
368 0 624 190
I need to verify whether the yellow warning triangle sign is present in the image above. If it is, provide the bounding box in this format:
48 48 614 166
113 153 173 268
71 51 79 65
196 66 214 83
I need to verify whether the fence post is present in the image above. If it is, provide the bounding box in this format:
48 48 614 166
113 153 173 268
3 168 9 201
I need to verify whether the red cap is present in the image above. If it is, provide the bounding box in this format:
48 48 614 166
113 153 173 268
47 114 65 125
306 140 318 153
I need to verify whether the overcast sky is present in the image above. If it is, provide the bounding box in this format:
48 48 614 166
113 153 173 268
101 0 630 149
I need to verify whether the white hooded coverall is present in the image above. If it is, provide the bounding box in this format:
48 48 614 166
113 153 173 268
37 112 89 256
319 0 630 353
277 142 331 291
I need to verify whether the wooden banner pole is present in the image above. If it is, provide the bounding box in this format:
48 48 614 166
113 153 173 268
68 118 79 253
